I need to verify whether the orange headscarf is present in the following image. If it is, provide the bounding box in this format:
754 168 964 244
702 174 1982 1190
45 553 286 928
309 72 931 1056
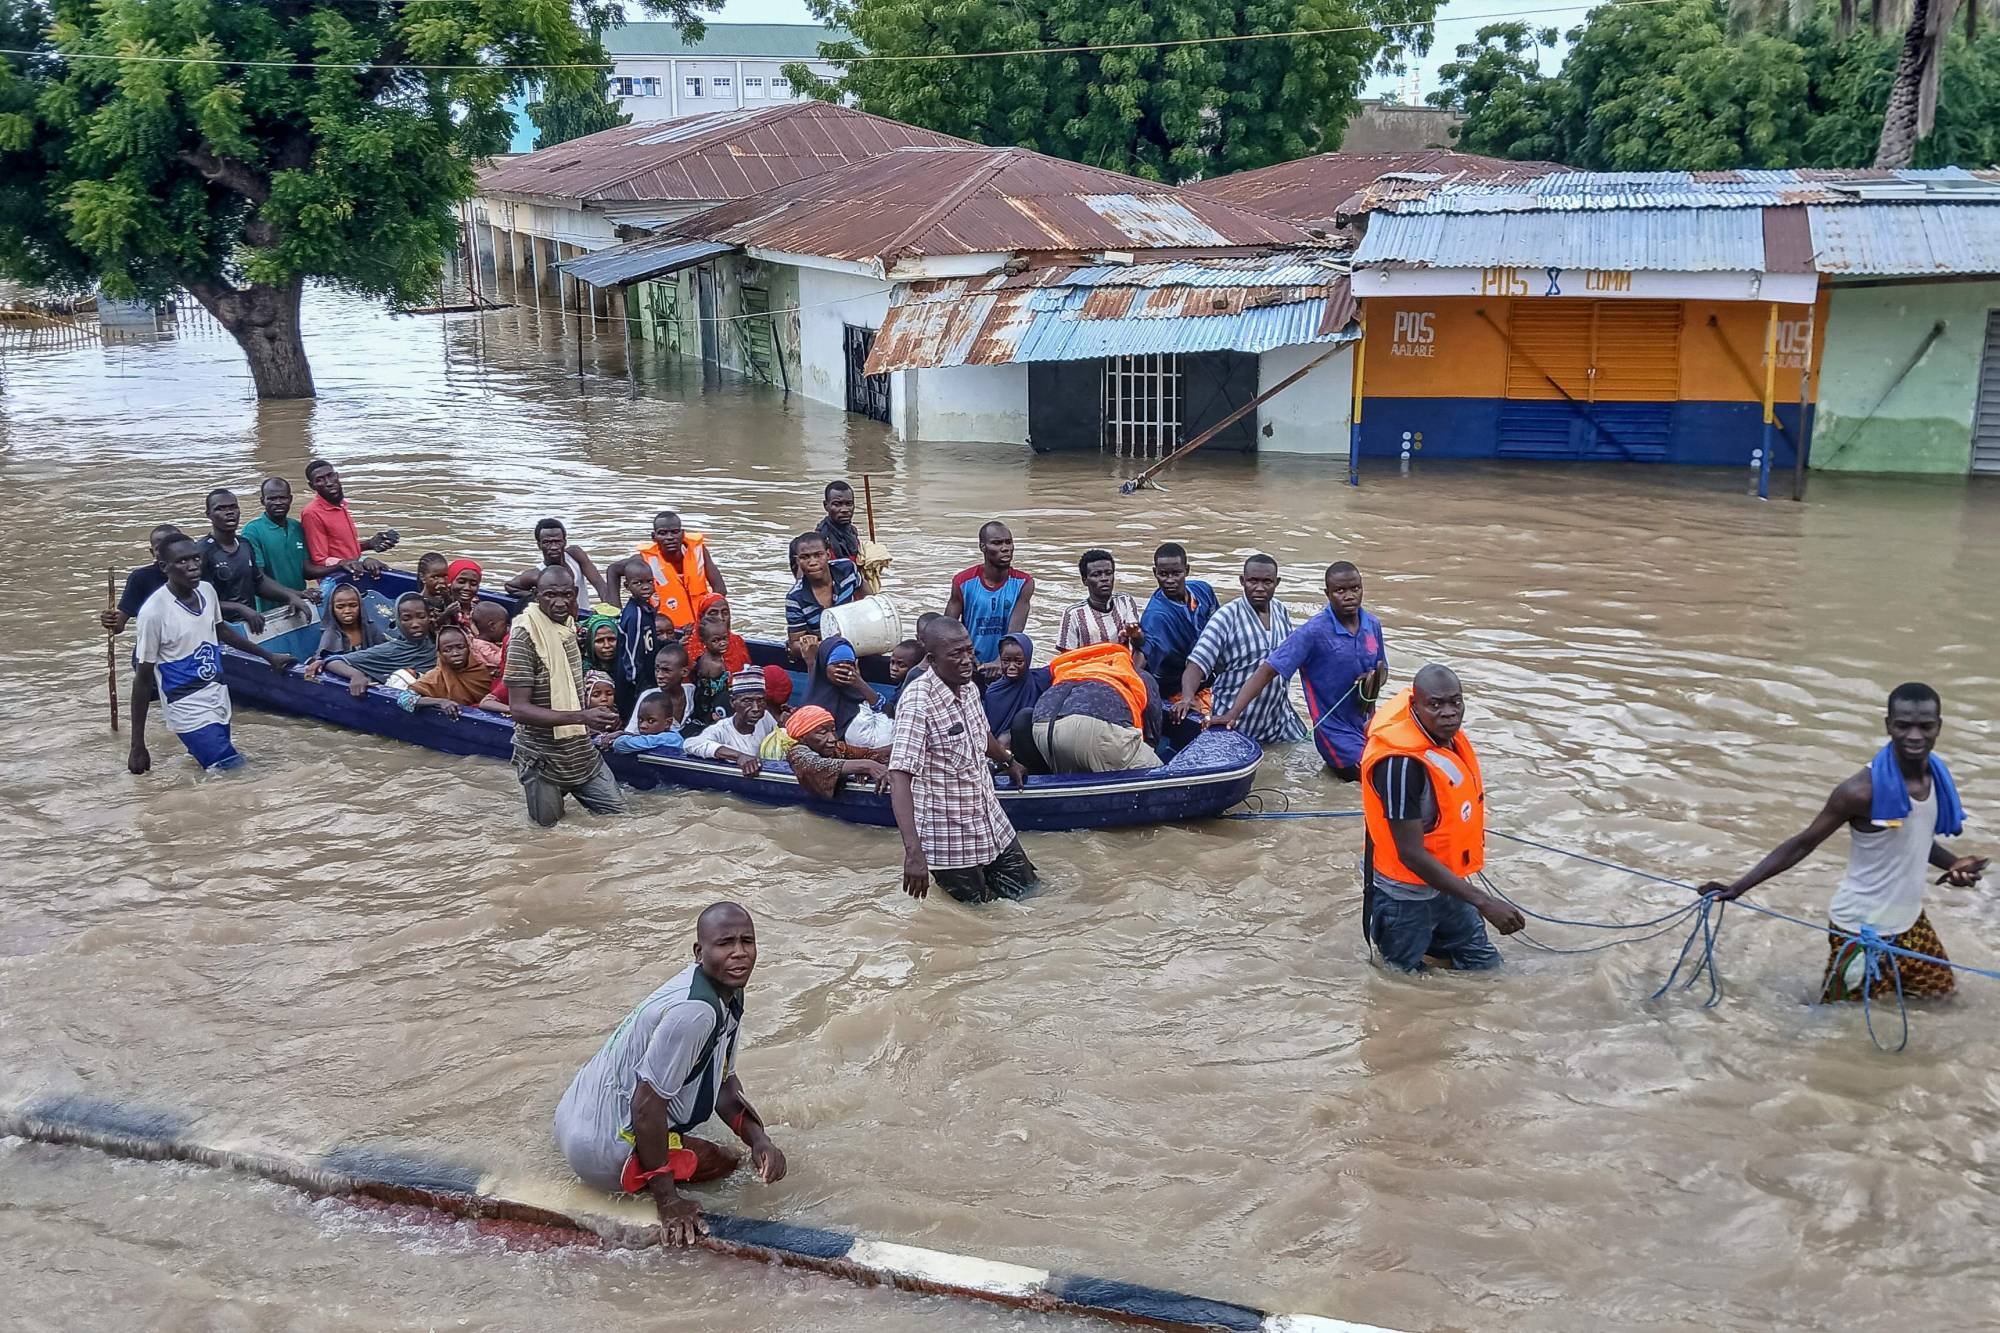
690 593 749 673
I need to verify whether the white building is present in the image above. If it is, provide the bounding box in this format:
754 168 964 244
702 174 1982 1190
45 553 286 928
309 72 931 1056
601 22 849 122
563 145 1359 456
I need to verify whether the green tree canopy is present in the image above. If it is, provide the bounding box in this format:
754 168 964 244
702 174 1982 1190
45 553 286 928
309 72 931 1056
0 0 693 398
790 0 1443 182
1432 0 2000 170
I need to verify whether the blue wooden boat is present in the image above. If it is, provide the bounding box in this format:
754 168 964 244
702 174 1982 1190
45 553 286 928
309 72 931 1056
220 573 1262 831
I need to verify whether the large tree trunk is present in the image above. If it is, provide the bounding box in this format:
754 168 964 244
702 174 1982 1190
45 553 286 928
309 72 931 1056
1875 0 1953 168
187 276 315 399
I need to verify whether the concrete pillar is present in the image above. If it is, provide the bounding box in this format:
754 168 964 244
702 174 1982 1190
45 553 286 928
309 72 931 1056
491 226 509 287
513 229 530 285
540 237 559 300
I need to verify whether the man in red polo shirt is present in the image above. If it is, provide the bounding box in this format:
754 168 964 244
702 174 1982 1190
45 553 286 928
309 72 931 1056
301 458 401 575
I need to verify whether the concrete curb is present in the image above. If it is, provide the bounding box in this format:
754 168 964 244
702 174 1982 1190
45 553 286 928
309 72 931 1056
3 1093 1395 1333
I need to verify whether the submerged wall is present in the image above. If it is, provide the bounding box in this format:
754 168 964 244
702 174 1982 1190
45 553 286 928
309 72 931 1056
1813 279 2000 474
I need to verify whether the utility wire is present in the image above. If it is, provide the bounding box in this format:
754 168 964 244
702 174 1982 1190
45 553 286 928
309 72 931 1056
0 0 1679 73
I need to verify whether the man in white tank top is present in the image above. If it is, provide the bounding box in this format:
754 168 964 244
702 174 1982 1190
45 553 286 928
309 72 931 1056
505 517 612 604
1701 683 1986 1001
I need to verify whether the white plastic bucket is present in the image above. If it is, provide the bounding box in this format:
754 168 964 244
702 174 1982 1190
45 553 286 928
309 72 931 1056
820 594 903 656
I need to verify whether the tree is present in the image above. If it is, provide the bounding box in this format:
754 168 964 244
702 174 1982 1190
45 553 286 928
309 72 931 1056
527 32 630 150
1428 23 1565 160
0 0 606 398
788 0 1444 182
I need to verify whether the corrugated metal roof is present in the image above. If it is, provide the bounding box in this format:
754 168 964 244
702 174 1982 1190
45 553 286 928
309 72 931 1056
666 146 1315 264
1808 203 2000 274
601 21 850 57
1392 167 2000 214
866 254 1355 371
558 237 735 287
1352 207 1770 271
476 102 971 205
1192 150 1568 225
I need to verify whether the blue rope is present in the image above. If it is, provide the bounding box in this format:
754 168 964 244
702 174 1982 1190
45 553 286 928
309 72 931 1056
1227 808 1998 982
1478 872 1711 957
1648 895 1728 1008
1226 809 1365 821
1821 925 1910 1053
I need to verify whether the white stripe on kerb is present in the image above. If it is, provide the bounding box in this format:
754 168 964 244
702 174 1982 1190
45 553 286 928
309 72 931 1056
843 1239 1050 1298
1264 1313 1406 1333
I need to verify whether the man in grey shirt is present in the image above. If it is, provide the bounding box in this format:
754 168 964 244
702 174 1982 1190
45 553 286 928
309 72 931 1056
554 902 787 1246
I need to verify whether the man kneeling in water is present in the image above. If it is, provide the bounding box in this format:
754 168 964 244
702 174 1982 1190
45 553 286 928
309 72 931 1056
554 903 787 1247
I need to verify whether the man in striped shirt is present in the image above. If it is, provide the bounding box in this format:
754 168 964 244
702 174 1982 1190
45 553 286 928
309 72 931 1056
1173 554 1309 745
1055 549 1145 654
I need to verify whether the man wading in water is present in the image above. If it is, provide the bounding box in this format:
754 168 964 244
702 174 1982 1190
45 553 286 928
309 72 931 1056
1359 664 1525 970
554 902 787 1247
1701 683 1987 1001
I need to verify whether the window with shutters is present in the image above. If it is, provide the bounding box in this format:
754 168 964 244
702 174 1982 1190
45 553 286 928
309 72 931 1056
740 287 774 382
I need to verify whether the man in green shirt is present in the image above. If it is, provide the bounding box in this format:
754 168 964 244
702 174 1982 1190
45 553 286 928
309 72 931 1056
239 476 320 612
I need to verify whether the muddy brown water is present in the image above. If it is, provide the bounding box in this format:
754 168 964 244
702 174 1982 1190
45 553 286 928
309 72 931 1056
2 289 1997 1331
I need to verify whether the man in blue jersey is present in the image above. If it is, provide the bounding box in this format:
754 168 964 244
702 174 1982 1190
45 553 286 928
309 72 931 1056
944 520 1034 665
126 535 296 775
1210 561 1387 780
1139 542 1218 705
554 902 788 1248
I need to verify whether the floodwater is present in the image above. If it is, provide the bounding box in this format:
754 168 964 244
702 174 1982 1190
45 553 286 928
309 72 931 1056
2 286 1997 1332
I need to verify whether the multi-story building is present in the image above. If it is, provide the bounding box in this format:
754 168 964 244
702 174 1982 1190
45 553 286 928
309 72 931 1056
602 22 850 123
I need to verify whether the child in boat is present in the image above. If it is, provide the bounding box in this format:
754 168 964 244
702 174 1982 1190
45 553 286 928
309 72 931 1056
416 552 453 624
758 665 799 759
602 692 686 756
314 582 386 660
584 669 617 714
686 621 731 732
685 668 774 776
781 705 888 799
615 564 658 716
468 601 510 668
627 641 693 731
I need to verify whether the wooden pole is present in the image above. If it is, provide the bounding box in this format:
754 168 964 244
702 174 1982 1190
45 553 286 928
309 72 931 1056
1758 302 1778 501
1347 308 1367 487
105 567 120 732
861 474 878 543
1121 344 1343 494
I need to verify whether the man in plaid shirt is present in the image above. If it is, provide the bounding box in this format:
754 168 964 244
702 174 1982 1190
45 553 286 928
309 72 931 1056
888 620 1039 904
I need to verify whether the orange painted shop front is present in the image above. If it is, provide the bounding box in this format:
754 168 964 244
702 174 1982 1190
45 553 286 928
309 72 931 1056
1357 291 1827 465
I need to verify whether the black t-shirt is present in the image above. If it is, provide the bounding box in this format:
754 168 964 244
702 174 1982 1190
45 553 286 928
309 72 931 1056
1370 755 1436 826
118 564 168 617
199 535 261 609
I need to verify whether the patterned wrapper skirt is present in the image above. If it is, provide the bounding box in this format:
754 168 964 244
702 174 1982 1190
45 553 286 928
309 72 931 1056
1821 910 1955 1002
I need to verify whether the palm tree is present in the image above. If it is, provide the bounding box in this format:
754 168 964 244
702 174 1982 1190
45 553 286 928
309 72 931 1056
1873 0 1957 166
1735 0 1996 167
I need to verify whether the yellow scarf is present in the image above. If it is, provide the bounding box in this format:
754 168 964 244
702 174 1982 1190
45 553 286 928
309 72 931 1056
520 603 584 739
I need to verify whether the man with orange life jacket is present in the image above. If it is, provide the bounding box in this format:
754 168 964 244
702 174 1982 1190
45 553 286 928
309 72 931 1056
610 510 729 640
1360 664 1525 971
1016 641 1163 773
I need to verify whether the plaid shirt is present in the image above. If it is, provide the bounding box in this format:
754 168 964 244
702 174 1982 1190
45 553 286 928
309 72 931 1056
888 670 1015 870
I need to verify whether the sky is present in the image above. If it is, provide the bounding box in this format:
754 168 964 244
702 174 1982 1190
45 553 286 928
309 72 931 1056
697 0 1580 101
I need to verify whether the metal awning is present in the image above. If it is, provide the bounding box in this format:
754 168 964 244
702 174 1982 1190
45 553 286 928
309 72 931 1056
557 237 735 288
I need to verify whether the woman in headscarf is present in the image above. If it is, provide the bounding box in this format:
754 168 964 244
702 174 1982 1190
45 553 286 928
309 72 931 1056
981 632 1050 735
441 558 483 633
688 592 749 674
581 611 625 712
802 635 892 752
778 705 888 800
314 582 386 659
396 624 496 718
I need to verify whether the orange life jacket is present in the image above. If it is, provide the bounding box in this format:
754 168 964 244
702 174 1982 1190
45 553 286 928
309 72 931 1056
1048 642 1149 728
637 534 712 632
1359 688 1485 884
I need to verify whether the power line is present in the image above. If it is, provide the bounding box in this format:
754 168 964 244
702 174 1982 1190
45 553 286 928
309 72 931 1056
0 1 1679 74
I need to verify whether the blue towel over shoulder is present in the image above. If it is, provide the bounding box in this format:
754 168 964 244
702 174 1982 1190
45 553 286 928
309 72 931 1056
1869 745 1965 836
